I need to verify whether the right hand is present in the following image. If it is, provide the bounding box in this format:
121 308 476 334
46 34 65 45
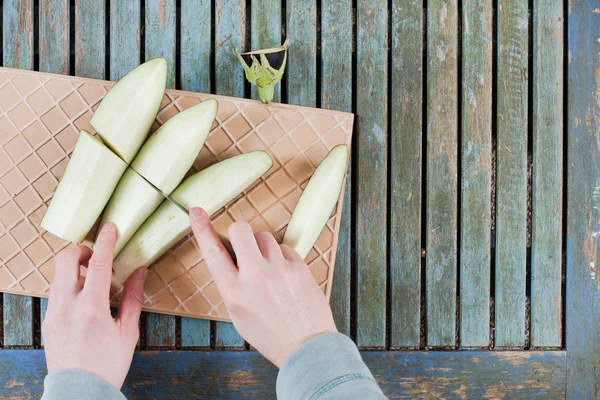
189 207 337 367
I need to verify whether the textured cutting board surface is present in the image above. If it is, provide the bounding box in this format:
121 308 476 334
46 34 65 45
0 67 353 322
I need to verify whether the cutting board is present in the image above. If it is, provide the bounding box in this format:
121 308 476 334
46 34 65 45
0 67 353 322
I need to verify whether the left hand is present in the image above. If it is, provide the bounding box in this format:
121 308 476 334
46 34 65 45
42 223 148 390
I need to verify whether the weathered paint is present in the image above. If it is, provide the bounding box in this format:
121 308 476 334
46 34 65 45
426 0 458 347
286 0 317 107
2 0 34 347
144 0 177 348
179 0 213 348
495 0 528 347
75 0 105 79
566 2 600 398
321 0 353 336
460 0 492 347
250 0 282 102
356 0 388 348
110 1 140 80
0 350 566 398
214 0 247 348
531 0 563 348
390 0 423 348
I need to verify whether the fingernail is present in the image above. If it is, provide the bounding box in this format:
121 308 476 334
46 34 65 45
141 267 149 281
101 223 115 233
190 208 204 221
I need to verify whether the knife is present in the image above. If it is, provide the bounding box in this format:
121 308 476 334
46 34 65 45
130 168 237 261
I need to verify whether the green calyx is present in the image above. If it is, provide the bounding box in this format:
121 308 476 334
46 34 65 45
236 40 289 104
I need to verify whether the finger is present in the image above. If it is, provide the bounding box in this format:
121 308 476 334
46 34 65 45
84 223 117 298
228 222 262 262
255 231 283 260
52 245 90 297
189 208 237 287
117 266 148 336
280 244 306 264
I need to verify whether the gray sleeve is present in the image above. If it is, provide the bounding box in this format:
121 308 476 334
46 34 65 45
41 369 126 400
276 332 387 400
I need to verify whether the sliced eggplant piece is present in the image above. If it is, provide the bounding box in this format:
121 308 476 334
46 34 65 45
113 151 273 284
282 144 349 259
98 168 165 256
41 130 127 243
90 58 167 163
131 99 217 193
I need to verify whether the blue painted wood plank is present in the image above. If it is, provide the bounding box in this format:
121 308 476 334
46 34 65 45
179 0 213 348
531 0 563 348
109 0 140 80
144 0 177 348
566 2 600 398
495 0 528 347
286 0 316 107
460 0 492 347
356 0 388 348
250 0 282 102
390 0 423 348
321 0 352 336
39 0 70 344
213 0 247 349
2 0 34 347
0 350 566 398
75 0 105 79
426 0 458 347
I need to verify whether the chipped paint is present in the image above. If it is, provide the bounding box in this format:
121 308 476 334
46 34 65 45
158 0 167 29
4 380 24 389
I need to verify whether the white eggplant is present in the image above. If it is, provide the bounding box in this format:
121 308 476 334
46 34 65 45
131 99 217 193
113 151 273 284
41 130 127 243
90 58 167 163
282 145 348 259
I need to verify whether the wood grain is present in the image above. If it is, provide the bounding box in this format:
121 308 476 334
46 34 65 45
495 0 528 347
356 0 388 348
214 0 246 348
2 0 34 347
109 1 140 80
321 0 352 336
144 0 177 348
250 0 282 102
0 350 566 398
38 0 70 345
390 0 423 348
460 0 492 347
179 0 213 348
426 0 458 347
566 3 600 397
75 0 105 79
531 0 563 348
286 0 316 107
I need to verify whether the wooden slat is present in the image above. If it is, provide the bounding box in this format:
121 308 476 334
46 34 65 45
109 1 140 80
566 3 600 397
460 0 492 347
2 0 34 347
75 0 105 79
0 350 566 398
39 0 70 345
389 0 423 348
321 0 352 336
179 0 212 348
286 0 316 107
250 0 281 102
356 0 387 348
144 0 177 348
530 0 563 348
495 0 528 347
213 0 247 349
426 0 458 347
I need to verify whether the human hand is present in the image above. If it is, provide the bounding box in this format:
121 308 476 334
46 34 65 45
189 207 337 367
42 223 148 389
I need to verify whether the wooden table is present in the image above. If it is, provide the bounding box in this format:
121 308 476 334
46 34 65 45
0 1 598 398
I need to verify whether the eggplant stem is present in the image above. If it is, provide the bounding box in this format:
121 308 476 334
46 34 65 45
258 85 275 104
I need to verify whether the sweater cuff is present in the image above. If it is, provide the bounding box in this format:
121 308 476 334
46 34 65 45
42 369 126 400
276 332 385 400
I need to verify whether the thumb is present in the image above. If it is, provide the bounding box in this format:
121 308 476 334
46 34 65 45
117 266 148 337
